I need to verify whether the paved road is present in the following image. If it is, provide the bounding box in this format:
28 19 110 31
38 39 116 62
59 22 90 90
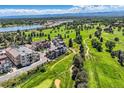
0 43 56 84
0 55 47 84
0 19 72 84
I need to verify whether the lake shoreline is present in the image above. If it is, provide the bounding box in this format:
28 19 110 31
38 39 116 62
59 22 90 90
0 20 73 33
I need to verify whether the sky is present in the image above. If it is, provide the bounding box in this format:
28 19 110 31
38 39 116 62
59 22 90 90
0 5 124 16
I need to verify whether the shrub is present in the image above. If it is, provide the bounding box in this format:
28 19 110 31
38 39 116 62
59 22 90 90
114 37 119 42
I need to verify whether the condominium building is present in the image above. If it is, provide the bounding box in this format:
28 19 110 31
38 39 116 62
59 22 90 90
46 37 67 59
5 46 40 67
0 53 12 73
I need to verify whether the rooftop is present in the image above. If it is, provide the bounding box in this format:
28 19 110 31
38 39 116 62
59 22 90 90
0 53 7 60
17 46 32 55
6 46 33 58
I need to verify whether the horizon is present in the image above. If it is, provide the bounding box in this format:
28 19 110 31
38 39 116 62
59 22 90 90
0 5 124 17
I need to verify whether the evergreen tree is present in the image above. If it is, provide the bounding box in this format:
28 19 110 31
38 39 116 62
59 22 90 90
79 43 85 58
105 40 115 52
48 34 51 41
68 38 73 47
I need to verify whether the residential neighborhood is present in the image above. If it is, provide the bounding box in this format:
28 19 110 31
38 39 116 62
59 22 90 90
0 36 67 75
46 37 67 59
1 5 124 88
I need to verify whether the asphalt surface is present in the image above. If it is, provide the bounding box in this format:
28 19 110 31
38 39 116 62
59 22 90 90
0 43 55 84
0 53 47 84
0 20 73 85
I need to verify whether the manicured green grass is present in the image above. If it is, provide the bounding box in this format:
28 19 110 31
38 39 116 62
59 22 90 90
18 24 124 88
35 79 53 88
17 53 74 88
83 27 124 88
84 49 124 88
26 26 78 49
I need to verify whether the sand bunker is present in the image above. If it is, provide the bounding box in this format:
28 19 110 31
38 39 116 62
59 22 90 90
55 79 61 88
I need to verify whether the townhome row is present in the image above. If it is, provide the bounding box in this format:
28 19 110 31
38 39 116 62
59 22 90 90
46 37 67 59
0 38 67 74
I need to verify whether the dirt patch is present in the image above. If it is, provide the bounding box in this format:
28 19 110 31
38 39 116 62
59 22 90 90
55 79 61 88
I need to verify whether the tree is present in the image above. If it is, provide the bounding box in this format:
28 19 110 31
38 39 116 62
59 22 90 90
111 50 124 66
17 30 21 36
64 34 66 39
27 36 32 44
105 40 115 52
22 32 25 36
73 54 83 69
67 35 69 38
75 70 88 88
79 43 85 58
75 34 82 44
122 32 124 36
111 51 116 58
96 42 103 52
48 34 51 41
100 37 103 42
91 38 103 52
91 39 97 48
68 38 73 47
118 50 124 66
89 34 92 39
75 30 82 44
72 66 79 80
38 66 46 72
114 37 119 42
94 31 101 38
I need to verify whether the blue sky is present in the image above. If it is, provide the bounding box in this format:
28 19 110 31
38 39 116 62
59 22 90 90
0 5 124 16
0 5 73 10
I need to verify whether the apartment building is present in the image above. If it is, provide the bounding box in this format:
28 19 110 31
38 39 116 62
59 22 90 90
46 37 67 59
5 46 40 67
0 53 12 73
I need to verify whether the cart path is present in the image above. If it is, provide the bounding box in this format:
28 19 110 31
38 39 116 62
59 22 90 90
50 53 73 70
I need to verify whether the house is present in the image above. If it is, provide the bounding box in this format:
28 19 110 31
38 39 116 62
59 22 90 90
5 46 40 68
0 53 12 73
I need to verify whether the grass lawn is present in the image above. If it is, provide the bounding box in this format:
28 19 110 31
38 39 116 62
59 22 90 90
85 49 124 88
35 79 53 88
83 27 124 88
17 24 124 88
17 52 75 88
25 26 78 49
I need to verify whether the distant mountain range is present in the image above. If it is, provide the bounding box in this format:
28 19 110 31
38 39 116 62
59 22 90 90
0 11 124 19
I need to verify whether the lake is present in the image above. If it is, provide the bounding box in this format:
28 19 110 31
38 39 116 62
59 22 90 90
0 25 43 32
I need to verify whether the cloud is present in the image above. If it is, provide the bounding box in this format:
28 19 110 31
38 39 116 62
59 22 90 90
75 5 124 13
0 7 81 16
0 5 124 16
